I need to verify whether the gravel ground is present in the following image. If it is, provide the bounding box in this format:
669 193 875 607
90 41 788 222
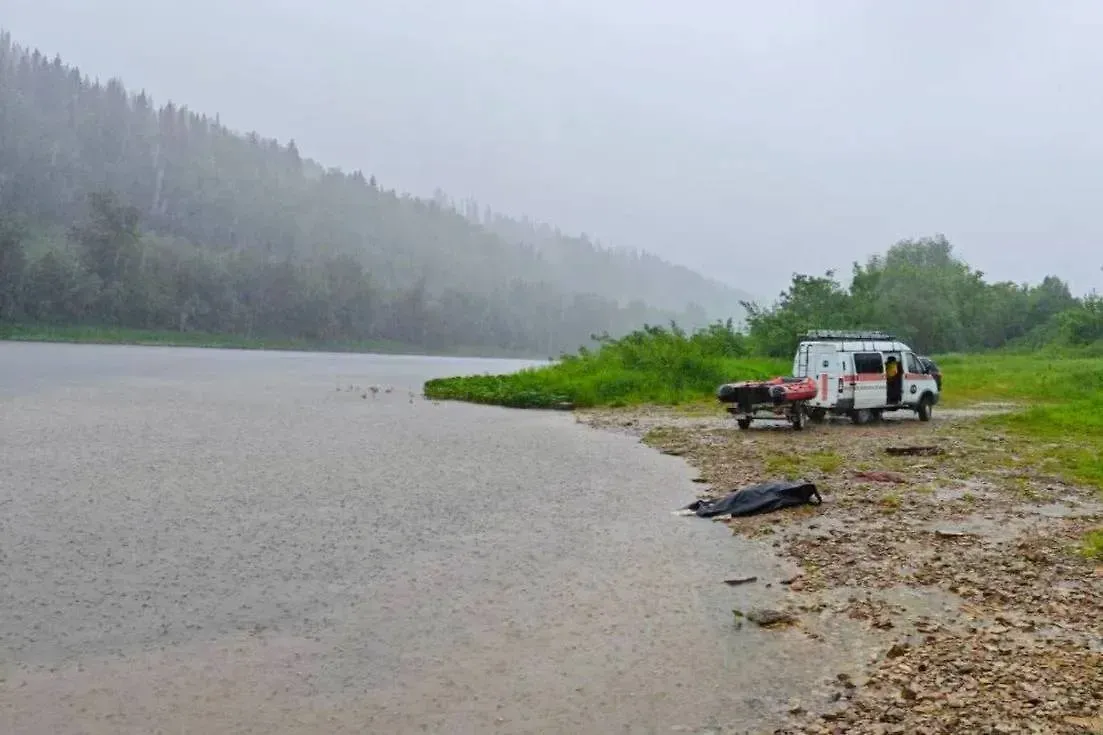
0 343 878 735
590 406 1103 734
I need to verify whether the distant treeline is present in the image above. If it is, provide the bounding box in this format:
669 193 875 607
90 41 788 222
741 235 1101 356
0 31 747 355
0 193 707 354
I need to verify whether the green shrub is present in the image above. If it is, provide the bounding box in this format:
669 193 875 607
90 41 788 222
424 322 787 408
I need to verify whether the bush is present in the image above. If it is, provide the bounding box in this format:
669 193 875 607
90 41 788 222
424 322 787 408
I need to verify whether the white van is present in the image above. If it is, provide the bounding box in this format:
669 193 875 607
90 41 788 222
792 330 941 424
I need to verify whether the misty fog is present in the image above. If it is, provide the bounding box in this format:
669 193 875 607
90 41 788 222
6 0 1103 298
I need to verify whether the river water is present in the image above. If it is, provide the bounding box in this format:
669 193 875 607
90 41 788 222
0 342 868 734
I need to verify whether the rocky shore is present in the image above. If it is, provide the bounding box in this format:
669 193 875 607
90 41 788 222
582 407 1103 734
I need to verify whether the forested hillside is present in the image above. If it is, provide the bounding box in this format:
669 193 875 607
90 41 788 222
0 32 747 355
457 200 743 319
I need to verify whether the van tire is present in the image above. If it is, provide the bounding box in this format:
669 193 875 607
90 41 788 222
807 408 827 424
737 417 752 430
917 394 933 422
849 409 872 425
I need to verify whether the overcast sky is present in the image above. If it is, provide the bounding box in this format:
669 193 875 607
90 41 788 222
7 0 1103 300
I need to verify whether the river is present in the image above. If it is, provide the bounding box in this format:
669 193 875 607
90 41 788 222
0 342 862 734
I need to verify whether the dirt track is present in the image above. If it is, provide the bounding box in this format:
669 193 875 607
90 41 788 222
1 343 883 735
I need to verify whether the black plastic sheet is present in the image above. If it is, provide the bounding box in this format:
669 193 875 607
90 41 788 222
684 480 822 518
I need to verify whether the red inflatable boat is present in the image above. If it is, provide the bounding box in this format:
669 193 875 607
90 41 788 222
715 376 818 430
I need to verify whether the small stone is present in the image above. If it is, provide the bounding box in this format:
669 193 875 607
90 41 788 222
746 608 797 628
886 643 909 659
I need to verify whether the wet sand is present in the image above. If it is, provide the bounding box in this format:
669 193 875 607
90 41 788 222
0 343 870 734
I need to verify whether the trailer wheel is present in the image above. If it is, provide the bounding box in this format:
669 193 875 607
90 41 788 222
790 412 804 431
737 417 752 430
917 394 933 422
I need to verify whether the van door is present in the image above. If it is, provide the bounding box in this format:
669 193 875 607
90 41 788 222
808 345 839 406
851 351 885 410
902 351 927 405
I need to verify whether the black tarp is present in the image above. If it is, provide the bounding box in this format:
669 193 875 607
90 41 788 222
684 480 822 518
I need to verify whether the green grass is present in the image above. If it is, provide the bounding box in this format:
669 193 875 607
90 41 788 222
763 450 842 479
425 325 1103 488
1080 529 1103 561
878 492 903 511
936 352 1103 487
425 325 787 409
0 323 533 359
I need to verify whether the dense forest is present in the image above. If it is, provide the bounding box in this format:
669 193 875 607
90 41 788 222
741 235 1101 356
0 31 749 355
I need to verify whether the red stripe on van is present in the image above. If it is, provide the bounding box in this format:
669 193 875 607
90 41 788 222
841 374 884 383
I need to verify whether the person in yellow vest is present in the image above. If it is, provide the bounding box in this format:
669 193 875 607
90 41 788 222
885 356 899 380
885 356 902 403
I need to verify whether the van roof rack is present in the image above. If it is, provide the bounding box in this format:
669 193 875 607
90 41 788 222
801 329 897 341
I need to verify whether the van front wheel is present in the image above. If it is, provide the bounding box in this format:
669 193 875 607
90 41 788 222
917 395 933 422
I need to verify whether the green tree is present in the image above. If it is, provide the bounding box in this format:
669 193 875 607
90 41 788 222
742 271 854 356
0 220 26 322
72 190 142 286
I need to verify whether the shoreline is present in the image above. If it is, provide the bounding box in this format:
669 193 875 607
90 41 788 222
579 405 1103 734
0 325 545 361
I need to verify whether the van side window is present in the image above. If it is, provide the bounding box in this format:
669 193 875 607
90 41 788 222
853 352 884 374
905 353 921 374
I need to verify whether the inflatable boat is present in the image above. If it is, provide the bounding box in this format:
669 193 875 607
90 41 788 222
716 376 818 430
716 376 818 406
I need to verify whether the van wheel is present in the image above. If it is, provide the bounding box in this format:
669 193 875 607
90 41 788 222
807 408 827 424
737 417 752 430
849 409 872 425
917 395 933 422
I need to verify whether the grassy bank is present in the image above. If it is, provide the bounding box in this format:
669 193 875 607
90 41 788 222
0 324 537 359
424 325 787 408
936 352 1103 486
425 325 1103 487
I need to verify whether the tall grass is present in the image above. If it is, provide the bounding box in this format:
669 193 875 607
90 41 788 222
424 324 787 408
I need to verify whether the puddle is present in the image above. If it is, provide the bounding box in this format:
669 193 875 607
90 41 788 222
1027 500 1103 519
919 514 1040 544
